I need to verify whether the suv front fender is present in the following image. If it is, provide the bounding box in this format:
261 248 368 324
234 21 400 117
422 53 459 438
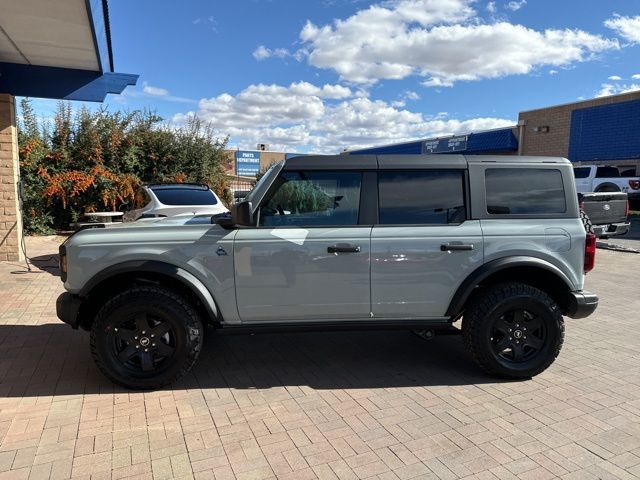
78 260 219 322
446 256 575 318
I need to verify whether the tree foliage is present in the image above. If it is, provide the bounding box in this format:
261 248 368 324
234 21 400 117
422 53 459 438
18 100 231 234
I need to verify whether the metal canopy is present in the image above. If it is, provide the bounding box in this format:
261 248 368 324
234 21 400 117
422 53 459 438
0 0 137 101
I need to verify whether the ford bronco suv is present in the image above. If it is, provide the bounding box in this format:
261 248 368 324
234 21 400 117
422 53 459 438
56 155 598 389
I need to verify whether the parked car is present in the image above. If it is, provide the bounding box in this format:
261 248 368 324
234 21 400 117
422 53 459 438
579 192 630 238
56 155 598 389
122 183 228 222
573 165 640 199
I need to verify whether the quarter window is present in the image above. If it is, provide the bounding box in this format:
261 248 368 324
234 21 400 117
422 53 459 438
485 168 566 215
378 170 466 225
259 171 362 227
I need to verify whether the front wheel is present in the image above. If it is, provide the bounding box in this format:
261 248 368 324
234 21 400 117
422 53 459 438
462 283 564 378
90 286 204 389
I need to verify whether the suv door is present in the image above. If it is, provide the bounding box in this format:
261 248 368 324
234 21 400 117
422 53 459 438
234 170 371 322
371 168 483 318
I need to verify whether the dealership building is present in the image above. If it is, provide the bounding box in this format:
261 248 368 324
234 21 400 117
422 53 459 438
226 90 640 182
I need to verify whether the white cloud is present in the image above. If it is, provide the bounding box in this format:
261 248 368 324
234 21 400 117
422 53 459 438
607 75 622 81
633 73 640 80
171 81 513 152
505 0 526 12
143 82 168 96
549 69 558 75
253 45 291 60
596 82 640 98
605 14 640 43
294 0 618 86
486 2 496 13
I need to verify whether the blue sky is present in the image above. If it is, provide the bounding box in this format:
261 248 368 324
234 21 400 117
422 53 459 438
28 0 640 153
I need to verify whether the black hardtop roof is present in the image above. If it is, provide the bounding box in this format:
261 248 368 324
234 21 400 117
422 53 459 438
281 154 570 170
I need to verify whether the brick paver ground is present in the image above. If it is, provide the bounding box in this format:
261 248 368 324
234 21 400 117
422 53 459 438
0 235 639 480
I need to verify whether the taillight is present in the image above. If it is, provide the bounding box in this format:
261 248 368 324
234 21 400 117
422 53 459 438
629 179 640 190
584 233 596 273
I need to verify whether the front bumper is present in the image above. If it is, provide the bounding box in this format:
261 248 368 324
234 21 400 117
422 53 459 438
593 222 630 238
566 290 599 319
56 292 82 329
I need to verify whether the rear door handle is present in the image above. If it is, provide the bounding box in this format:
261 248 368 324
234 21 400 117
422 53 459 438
328 243 361 253
441 243 474 251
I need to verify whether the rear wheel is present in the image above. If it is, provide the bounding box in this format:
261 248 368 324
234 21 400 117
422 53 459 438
90 286 203 389
462 283 564 378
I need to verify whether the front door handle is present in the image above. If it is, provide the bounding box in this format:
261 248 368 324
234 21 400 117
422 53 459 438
328 243 361 254
441 243 474 251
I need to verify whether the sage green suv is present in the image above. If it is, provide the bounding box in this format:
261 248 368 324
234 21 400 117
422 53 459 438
56 155 598 389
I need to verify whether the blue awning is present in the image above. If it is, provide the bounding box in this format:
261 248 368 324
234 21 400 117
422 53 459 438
0 0 137 102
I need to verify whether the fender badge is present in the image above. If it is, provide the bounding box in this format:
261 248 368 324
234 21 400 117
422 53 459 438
216 246 228 256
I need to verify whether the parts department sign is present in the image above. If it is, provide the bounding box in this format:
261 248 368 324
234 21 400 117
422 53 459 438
423 135 468 154
236 151 261 176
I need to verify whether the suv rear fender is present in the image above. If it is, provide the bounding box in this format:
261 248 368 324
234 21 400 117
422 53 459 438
77 260 220 329
446 256 575 318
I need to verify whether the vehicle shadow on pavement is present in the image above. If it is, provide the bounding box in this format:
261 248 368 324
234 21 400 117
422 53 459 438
0 324 515 397
27 254 61 277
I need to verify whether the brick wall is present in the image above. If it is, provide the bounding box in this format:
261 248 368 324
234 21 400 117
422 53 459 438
519 90 640 159
0 94 23 262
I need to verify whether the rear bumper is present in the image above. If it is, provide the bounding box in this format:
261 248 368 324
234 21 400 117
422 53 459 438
566 291 599 319
593 222 630 237
56 292 82 329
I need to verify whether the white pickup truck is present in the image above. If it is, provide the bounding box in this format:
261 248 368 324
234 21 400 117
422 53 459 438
573 165 640 200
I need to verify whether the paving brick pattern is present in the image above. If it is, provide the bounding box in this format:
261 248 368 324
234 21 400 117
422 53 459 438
0 236 639 479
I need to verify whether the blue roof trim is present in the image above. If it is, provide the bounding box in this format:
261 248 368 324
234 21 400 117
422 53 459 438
348 128 517 155
0 62 138 102
569 99 640 161
85 0 113 72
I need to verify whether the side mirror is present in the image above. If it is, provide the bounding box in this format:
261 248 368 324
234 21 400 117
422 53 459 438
212 201 254 228
232 200 254 226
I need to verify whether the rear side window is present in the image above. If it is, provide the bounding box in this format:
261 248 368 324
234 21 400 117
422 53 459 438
133 189 151 209
485 168 566 215
378 170 466 224
596 166 620 178
573 167 591 179
152 188 218 206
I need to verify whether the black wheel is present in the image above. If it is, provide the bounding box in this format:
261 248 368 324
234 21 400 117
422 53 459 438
462 283 564 378
580 209 594 234
90 286 204 389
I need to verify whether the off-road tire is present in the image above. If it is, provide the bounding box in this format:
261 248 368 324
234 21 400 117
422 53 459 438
580 209 594 234
462 283 564 378
90 286 203 389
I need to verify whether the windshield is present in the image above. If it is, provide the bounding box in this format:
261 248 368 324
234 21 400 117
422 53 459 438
152 188 218 206
244 162 283 204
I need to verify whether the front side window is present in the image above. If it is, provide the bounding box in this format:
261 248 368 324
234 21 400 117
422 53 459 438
485 168 566 215
573 167 591 179
259 171 361 227
378 170 466 225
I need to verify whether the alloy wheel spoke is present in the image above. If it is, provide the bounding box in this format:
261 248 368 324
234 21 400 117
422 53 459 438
140 351 154 371
155 342 174 357
526 316 542 332
113 328 136 342
493 318 511 334
134 313 151 333
513 310 525 325
117 345 138 362
494 335 511 351
525 336 543 350
512 343 524 362
150 322 171 338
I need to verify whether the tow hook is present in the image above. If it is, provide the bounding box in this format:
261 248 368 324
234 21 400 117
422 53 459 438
413 329 435 340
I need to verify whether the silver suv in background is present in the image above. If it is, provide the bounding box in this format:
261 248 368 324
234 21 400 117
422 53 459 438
57 155 598 389
122 183 228 222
